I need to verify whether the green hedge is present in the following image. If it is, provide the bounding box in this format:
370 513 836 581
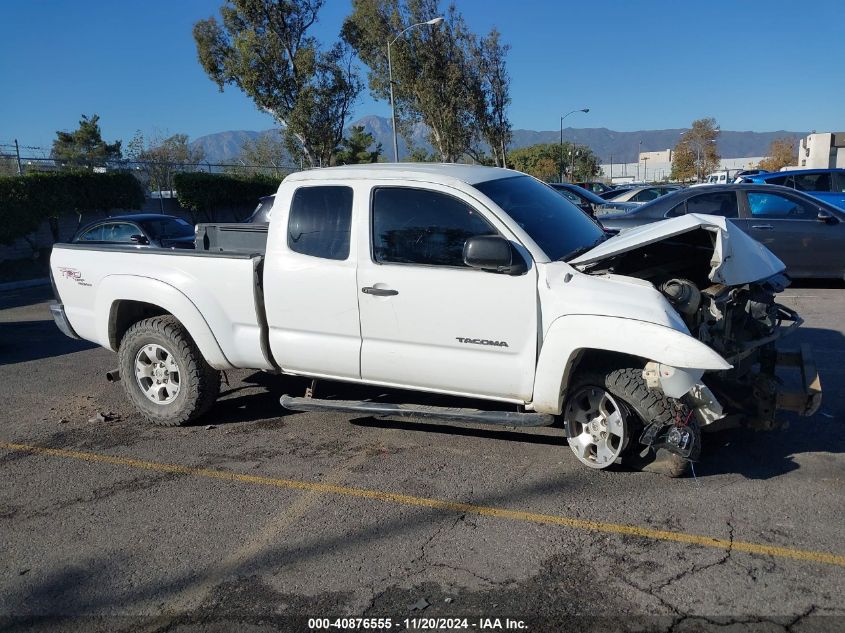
0 171 145 245
174 173 279 221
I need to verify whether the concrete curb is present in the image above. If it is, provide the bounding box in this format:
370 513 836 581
0 278 50 292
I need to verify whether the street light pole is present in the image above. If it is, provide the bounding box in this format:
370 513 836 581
559 108 589 181
387 17 445 162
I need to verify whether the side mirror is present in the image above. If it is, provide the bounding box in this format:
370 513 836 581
130 234 149 245
817 211 839 225
463 235 525 275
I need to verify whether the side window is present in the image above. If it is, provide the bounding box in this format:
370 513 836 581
794 172 831 192
686 192 739 217
747 192 815 219
557 189 581 204
372 187 496 267
665 201 686 217
287 186 353 260
833 172 845 193
78 225 104 241
632 188 660 202
99 222 138 243
765 175 789 186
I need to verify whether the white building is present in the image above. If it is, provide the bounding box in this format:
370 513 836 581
599 151 765 184
794 132 845 169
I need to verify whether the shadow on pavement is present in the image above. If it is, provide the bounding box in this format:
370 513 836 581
0 320 97 366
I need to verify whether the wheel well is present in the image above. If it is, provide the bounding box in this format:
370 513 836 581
563 349 645 396
109 300 169 350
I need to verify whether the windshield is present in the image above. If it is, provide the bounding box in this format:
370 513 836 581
474 176 606 261
140 217 195 240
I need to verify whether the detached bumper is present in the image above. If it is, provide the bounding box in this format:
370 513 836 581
50 302 80 340
776 344 822 417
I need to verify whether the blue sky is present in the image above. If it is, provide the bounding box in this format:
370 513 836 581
1 0 843 150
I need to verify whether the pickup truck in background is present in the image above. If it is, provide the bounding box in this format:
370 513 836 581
50 164 821 477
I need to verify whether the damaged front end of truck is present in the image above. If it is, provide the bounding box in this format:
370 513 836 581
571 214 822 438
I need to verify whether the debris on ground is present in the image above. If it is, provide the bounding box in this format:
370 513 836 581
410 598 429 611
87 412 116 423
205 425 216 430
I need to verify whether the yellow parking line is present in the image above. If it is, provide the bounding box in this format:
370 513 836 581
3 440 845 569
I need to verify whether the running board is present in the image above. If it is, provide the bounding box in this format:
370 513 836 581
279 395 556 428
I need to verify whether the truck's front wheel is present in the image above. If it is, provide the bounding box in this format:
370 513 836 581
117 316 220 426
563 368 695 477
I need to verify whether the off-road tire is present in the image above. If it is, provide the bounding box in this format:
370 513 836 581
567 368 697 477
118 315 220 426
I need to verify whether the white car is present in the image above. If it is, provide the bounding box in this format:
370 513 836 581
50 164 820 476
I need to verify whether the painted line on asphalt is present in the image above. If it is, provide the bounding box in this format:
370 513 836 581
3 440 845 569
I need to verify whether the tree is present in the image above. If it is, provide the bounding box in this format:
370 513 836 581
474 28 511 167
508 143 599 182
670 143 696 182
672 117 720 182
335 125 382 164
51 114 122 168
126 131 205 197
758 137 796 172
239 133 290 176
193 0 361 168
342 0 486 162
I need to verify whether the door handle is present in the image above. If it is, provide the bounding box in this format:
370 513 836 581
751 224 774 230
362 286 398 296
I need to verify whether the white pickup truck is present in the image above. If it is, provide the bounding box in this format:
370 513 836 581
50 164 821 476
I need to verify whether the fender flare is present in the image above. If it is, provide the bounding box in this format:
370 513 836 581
531 314 731 414
95 275 233 369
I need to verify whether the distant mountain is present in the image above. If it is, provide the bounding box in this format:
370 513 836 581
190 115 806 164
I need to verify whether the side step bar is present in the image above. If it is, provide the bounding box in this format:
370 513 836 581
280 395 556 428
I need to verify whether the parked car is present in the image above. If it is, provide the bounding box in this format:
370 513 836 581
50 164 819 477
597 186 635 200
598 183 845 278
739 168 845 211
549 183 607 216
732 169 768 182
574 181 613 194
247 194 275 223
73 214 195 249
605 185 683 205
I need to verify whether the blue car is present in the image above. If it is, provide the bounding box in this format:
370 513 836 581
740 168 845 211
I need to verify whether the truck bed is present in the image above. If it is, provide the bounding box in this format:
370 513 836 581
195 223 268 254
50 243 274 371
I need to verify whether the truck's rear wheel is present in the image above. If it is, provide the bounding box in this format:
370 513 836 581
118 316 220 426
563 368 694 477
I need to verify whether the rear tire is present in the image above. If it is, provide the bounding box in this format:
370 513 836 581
117 315 220 426
564 368 696 477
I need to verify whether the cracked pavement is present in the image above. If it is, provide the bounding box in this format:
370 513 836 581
1 285 844 632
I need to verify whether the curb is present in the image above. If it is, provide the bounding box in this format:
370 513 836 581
0 278 50 292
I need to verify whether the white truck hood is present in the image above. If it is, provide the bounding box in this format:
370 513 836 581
571 213 786 285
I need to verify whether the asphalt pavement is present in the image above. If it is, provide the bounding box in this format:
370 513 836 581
1 284 843 632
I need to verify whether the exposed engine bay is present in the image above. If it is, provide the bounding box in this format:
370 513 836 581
577 223 821 458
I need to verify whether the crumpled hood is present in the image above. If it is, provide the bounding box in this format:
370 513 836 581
570 213 786 285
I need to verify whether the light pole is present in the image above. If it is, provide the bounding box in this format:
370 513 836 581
387 17 444 162
559 108 589 181
642 156 649 182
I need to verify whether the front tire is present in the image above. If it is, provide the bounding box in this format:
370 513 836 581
563 368 696 477
117 316 220 426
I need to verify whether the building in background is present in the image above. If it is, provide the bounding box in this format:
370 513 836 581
794 132 845 169
599 151 765 184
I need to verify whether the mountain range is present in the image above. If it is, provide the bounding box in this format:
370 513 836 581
190 114 806 165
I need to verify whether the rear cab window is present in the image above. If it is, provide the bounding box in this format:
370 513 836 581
287 186 353 260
